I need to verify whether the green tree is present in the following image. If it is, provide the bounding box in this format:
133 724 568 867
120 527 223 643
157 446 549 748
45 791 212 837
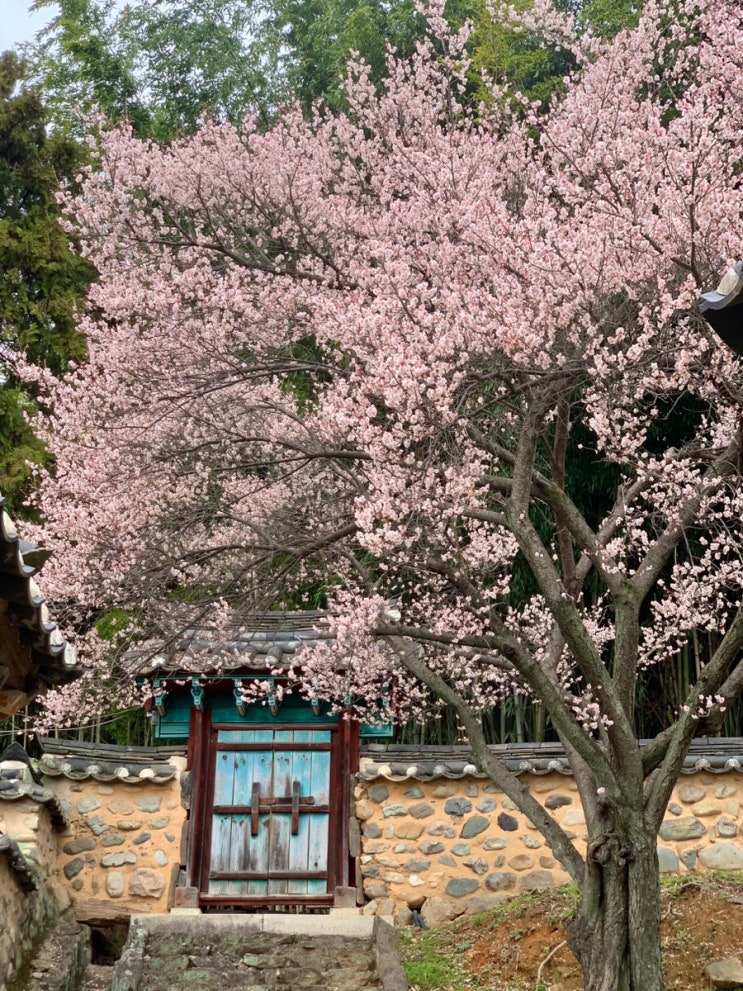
29 0 476 131
0 51 92 512
31 0 283 138
469 0 641 107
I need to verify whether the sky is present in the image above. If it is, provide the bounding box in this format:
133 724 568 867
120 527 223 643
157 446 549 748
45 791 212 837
1 2 59 52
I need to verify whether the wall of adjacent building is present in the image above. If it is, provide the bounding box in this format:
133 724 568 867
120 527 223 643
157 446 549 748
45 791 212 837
353 769 743 925
47 761 188 921
0 797 67 989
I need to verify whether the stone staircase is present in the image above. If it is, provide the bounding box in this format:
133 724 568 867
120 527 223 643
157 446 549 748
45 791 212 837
110 914 406 991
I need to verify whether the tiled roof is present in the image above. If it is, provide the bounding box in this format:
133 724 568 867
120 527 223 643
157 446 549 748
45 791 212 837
0 496 81 713
0 747 68 829
36 737 183 784
0 831 39 891
358 739 743 781
132 610 333 676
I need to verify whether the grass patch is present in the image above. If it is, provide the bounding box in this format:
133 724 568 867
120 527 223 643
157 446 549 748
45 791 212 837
397 874 743 991
400 930 472 991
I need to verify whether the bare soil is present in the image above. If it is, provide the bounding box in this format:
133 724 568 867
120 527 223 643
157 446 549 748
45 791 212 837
402 874 743 991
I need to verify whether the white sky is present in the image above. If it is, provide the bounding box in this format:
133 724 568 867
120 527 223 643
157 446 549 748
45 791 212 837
1 1 60 53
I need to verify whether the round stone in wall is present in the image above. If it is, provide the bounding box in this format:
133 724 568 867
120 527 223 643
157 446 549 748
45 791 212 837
118 820 143 831
427 823 457 838
521 834 542 849
432 784 458 799
445 798 472 816
63 858 84 880
715 784 737 799
460 816 489 839
106 872 125 898
482 837 507 850
101 851 137 867
680 849 697 870
509 854 534 872
677 784 706 804
477 798 497 813
497 812 518 832
445 877 480 898
658 817 707 841
367 784 390 804
718 817 738 838
101 833 126 848
699 843 743 870
519 870 554 892
545 794 572 810
364 881 390 898
63 838 96 855
485 872 516 891
657 848 679 873
420 896 461 927
463 857 489 875
128 868 166 898
404 858 431 872
395 823 424 839
691 800 722 817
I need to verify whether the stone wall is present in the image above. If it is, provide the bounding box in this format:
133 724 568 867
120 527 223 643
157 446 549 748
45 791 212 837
354 769 743 924
0 806 66 991
45 760 188 922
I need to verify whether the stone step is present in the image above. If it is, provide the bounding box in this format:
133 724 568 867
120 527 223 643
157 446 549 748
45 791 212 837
77 964 114 991
110 914 405 991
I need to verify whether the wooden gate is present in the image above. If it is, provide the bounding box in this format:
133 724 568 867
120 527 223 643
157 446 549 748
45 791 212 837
198 723 342 906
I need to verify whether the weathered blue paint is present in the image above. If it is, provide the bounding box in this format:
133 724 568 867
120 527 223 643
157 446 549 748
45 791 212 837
206 727 332 899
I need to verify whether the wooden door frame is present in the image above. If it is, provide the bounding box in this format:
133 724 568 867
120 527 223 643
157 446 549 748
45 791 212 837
189 706 349 908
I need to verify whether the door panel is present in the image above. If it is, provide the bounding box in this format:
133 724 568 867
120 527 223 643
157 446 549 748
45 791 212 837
203 725 333 902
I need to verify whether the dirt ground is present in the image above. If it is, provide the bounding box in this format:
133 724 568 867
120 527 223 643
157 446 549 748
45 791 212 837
403 875 743 991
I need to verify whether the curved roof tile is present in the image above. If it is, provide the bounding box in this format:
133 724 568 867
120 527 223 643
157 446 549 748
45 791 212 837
0 831 39 891
132 611 334 676
358 740 743 782
0 496 81 714
37 753 179 784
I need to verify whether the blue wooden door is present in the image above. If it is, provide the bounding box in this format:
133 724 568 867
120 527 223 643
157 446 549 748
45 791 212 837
205 727 332 900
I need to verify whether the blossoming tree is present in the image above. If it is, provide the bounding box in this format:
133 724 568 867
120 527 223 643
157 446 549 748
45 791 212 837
28 0 743 986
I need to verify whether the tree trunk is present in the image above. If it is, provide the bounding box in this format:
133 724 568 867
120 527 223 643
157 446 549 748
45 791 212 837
566 819 664 991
